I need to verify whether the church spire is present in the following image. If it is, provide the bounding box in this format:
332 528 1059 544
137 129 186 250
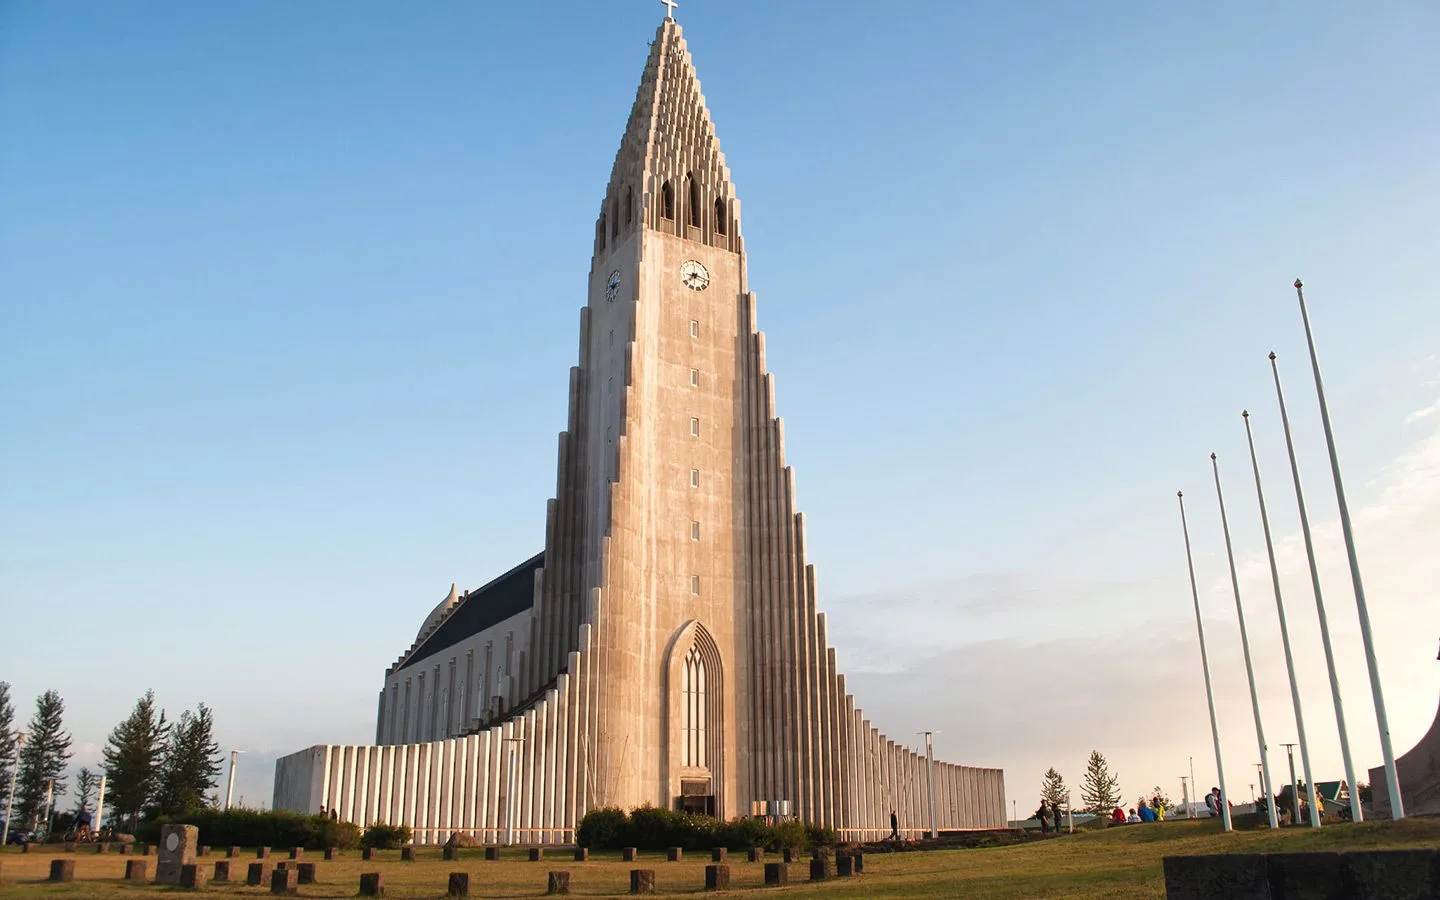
597 19 740 254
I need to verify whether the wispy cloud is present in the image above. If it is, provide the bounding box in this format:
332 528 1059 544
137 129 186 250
1404 399 1440 425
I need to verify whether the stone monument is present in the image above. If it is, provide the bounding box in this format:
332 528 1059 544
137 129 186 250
154 823 199 885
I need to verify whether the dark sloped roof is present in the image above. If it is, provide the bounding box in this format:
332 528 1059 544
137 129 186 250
395 552 543 674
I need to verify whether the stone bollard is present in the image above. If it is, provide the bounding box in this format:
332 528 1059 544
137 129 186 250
623 847 638 861
20 842 30 853
401 846 416 861
747 848 763 863
764 862 788 887
213 860 232 881
125 859 148 881
530 847 545 861
447 871 471 897
118 842 129 855
358 871 385 896
711 847 728 862
573 847 589 862
324 846 337 861
836 854 854 877
271 865 300 895
257 846 271 859
706 864 731 891
548 870 572 894
227 846 240 858
49 859 75 882
297 861 317 884
667 847 682 862
850 851 865 873
484 846 501 861
180 863 208 889
141 842 152 856
630 869 656 894
197 845 208 857
809 855 833 882
247 861 274 886
289 847 303 860
362 846 375 861
64 842 76 852
782 848 796 863
443 845 459 861
96 842 110 854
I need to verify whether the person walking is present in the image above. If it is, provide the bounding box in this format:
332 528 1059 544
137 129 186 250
888 809 899 841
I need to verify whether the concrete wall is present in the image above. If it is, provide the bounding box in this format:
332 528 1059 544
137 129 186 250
1369 692 1440 817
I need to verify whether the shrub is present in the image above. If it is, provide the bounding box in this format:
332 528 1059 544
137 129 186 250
804 822 837 849
137 808 360 850
771 820 809 851
361 823 412 850
715 816 773 850
576 807 629 849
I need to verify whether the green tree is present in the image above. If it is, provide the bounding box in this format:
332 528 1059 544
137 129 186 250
1148 785 1172 809
102 690 168 828
14 690 73 829
0 682 15 793
73 767 100 815
1079 750 1121 814
154 704 221 816
1040 767 1068 811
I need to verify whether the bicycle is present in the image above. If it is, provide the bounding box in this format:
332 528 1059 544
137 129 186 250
62 824 92 843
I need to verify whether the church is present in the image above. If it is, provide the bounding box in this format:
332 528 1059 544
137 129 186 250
274 14 1006 842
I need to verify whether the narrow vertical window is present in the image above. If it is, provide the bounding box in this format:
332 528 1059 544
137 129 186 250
625 186 634 225
611 197 620 238
662 181 675 220
690 575 701 595
691 521 700 541
596 216 606 251
690 469 700 488
609 329 615 348
690 417 700 437
689 320 699 339
687 174 701 228
689 368 700 388
682 646 707 767
714 198 727 235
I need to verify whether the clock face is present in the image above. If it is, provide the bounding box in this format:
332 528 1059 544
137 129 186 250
605 270 621 302
680 260 710 291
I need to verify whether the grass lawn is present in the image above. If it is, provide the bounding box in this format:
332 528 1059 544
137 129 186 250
0 818 1436 897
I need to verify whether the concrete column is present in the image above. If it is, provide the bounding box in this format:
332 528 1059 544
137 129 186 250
440 739 456 840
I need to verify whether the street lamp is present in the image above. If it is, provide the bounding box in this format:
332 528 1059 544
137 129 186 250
2 731 25 846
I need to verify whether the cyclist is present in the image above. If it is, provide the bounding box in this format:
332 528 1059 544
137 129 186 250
73 807 93 842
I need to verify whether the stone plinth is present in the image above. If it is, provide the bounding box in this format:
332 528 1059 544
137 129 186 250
401 846 416 861
711 847 727 862
96 842 110 854
667 847 682 861
271 865 299 894
850 852 865 873
197 845 208 857
227 845 240 858
63 842 75 852
213 860 232 881
179 863 207 889
836 854 854 877
485 846 500 860
297 861 317 883
548 870 572 894
359 871 385 895
443 845 459 860
324 846 337 861
257 846 271 858
247 861 274 885
623 847 638 861
574 847 589 861
125 860 148 881
156 823 200 885
447 871 471 897
747 848 763 863
630 869 656 894
764 862 787 886
118 842 129 855
530 847 545 861
362 846 375 860
289 847 303 859
782 849 796 863
809 857 832 881
49 859 75 882
706 864 730 890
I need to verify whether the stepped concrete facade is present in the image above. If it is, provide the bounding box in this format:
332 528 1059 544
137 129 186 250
274 17 1006 843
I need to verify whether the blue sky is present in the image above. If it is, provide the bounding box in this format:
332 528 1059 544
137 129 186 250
2 1 1437 812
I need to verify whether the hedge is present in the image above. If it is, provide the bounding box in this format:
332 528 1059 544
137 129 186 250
576 806 835 852
137 808 360 850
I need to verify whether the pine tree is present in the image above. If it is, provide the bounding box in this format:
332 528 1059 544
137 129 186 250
1149 785 1172 809
1040 767 1068 811
73 768 99 814
155 704 221 816
14 690 73 829
1079 750 1121 814
102 691 168 829
0 682 15 793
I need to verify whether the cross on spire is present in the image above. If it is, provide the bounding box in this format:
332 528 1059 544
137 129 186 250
661 0 678 20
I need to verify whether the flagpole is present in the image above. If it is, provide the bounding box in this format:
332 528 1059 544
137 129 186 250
1269 351 1362 820
1212 453 1279 829
1243 410 1320 826
1177 491 1232 832
1292 278 1403 819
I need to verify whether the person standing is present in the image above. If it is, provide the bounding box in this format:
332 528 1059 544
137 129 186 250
888 809 899 841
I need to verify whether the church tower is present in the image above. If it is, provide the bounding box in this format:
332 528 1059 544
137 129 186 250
274 16 1006 841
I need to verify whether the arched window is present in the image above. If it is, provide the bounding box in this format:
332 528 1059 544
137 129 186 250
714 198 727 236
682 646 707 767
625 187 634 225
661 181 675 220
611 197 620 238
687 174 701 228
